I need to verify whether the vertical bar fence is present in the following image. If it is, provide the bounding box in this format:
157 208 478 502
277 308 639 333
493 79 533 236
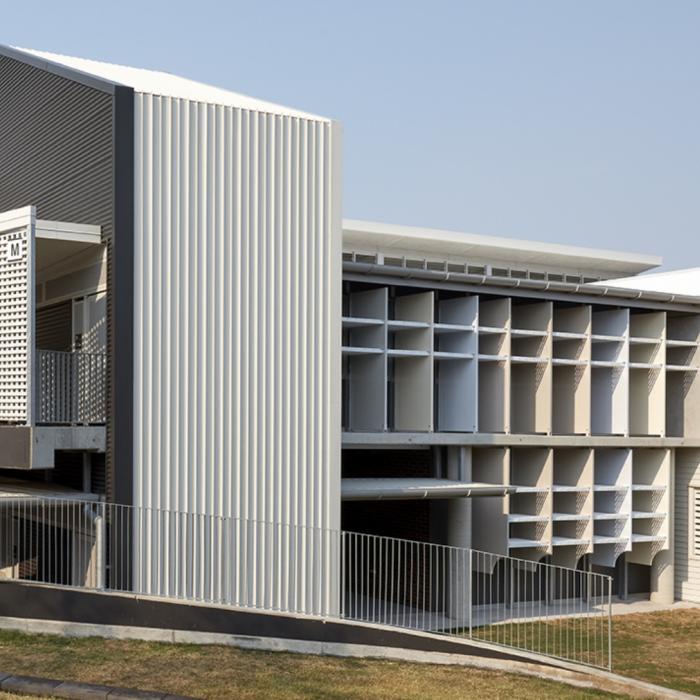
0 496 612 669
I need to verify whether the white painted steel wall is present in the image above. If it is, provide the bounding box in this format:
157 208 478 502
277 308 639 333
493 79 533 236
675 449 700 602
132 94 341 613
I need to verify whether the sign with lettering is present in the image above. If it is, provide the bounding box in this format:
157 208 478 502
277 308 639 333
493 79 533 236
6 238 24 262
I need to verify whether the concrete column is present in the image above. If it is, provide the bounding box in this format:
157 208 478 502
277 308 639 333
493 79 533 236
70 506 105 589
446 446 472 549
616 553 628 601
446 446 472 625
431 446 444 478
651 452 674 605
71 529 94 587
650 549 674 604
0 506 17 579
82 452 92 493
94 509 105 590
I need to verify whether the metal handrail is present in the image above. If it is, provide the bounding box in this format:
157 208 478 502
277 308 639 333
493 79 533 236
0 495 613 670
35 350 107 425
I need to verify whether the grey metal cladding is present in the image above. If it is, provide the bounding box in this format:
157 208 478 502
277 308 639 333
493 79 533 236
0 54 113 241
0 53 134 508
35 301 72 351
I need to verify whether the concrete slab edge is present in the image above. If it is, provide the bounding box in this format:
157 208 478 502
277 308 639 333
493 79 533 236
0 671 194 699
0 616 695 700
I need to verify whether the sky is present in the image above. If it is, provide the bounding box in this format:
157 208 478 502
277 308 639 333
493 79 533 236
3 0 699 271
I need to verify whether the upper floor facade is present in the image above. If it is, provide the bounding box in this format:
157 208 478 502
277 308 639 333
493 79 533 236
341 220 700 443
0 206 106 470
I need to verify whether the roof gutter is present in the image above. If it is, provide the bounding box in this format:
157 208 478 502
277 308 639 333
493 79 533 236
343 261 700 308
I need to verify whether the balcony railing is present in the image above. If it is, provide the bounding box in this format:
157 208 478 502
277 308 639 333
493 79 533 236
35 350 107 425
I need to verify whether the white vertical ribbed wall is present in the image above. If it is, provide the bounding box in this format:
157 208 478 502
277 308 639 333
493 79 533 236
675 449 700 602
133 94 341 613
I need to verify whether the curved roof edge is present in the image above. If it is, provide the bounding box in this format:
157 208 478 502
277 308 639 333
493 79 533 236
596 267 700 296
343 219 662 278
5 45 329 122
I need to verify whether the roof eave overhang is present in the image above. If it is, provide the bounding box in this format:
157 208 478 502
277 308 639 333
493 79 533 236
342 219 662 278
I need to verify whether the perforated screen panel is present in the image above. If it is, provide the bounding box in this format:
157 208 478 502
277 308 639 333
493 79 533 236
0 225 31 423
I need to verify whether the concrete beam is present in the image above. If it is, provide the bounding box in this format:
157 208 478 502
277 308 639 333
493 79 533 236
343 432 700 449
341 478 512 501
32 427 106 468
0 426 105 470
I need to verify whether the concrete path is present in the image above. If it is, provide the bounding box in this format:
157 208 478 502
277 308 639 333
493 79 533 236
609 596 700 617
347 593 700 632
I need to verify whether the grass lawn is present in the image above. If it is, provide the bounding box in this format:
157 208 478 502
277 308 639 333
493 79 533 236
0 629 617 700
471 608 700 696
0 609 695 699
608 608 700 696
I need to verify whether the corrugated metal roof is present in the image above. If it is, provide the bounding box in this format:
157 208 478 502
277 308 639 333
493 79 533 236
343 219 662 278
11 46 327 121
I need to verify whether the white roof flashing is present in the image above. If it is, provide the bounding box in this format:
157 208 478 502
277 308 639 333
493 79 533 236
597 268 700 296
343 219 662 278
12 47 328 121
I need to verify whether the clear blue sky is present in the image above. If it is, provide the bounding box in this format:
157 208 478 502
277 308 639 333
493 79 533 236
4 1 699 270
